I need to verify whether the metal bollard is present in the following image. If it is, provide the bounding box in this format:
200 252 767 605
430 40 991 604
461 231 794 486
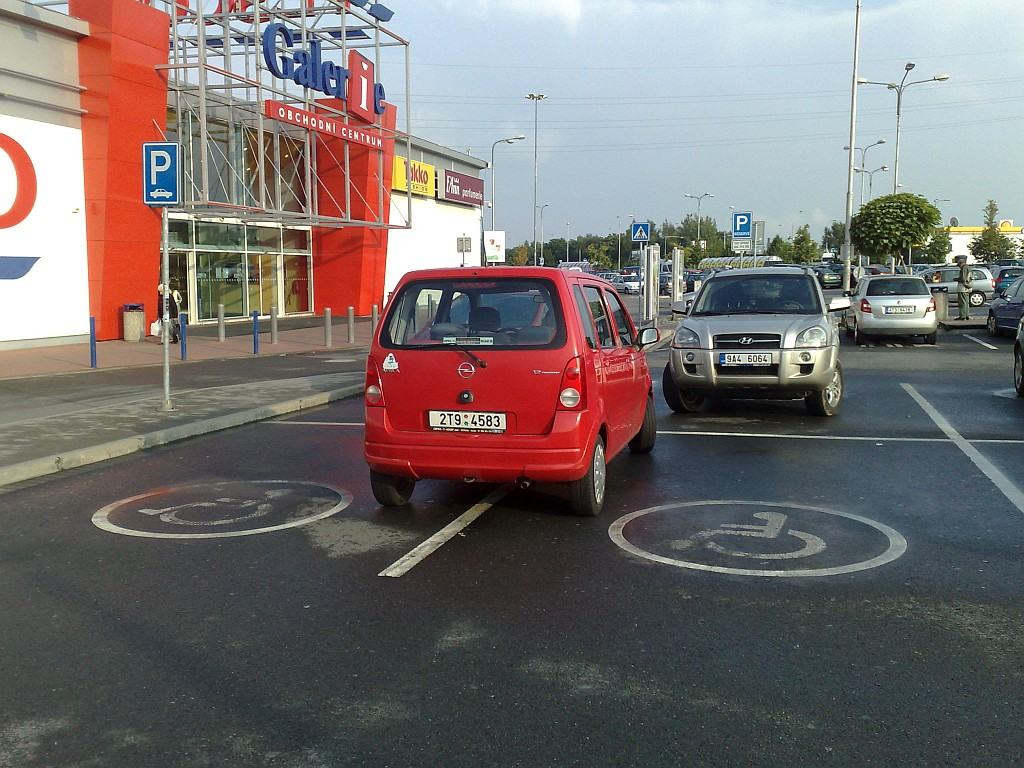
271 305 278 344
371 304 379 337
347 306 355 344
217 304 225 342
179 312 188 360
89 316 97 369
251 311 260 354
324 307 333 348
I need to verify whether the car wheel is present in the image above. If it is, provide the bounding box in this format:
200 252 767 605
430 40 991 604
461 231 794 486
370 470 416 507
970 291 985 307
806 362 843 417
570 436 606 517
923 331 937 345
987 313 1001 337
662 363 685 413
628 395 657 454
1015 347 1024 397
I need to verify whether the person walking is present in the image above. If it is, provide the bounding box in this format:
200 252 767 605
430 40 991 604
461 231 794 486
955 256 972 321
157 282 183 343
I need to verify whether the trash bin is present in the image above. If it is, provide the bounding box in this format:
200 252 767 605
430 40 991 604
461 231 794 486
930 286 949 321
122 303 145 342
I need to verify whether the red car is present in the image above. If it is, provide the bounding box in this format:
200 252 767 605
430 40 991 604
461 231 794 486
364 266 660 516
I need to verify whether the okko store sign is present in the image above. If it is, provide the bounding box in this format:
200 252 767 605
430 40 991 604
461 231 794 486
0 114 89 343
437 170 484 207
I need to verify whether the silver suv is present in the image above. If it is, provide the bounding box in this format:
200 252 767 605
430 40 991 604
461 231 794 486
664 267 851 416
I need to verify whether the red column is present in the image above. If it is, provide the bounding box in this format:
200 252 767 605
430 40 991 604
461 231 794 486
70 0 168 339
312 104 397 316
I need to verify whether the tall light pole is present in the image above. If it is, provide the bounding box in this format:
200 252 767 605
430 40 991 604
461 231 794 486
565 221 570 262
858 63 949 194
616 213 634 271
844 138 885 208
537 203 549 266
488 134 525 231
526 93 547 265
684 193 714 258
842 0 862 291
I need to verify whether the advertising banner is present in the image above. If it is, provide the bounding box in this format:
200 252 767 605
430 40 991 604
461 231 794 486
392 156 435 196
437 169 484 206
483 231 506 263
0 115 88 343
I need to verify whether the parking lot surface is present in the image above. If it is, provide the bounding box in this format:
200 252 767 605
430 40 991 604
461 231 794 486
1 333 1022 766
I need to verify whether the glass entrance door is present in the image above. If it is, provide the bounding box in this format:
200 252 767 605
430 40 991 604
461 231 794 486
196 251 245 321
246 253 278 316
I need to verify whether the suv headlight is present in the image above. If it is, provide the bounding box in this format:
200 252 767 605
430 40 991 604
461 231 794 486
672 326 700 349
795 326 828 348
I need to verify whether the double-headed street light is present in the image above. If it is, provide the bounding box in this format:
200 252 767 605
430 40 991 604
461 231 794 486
488 135 525 230
844 138 885 207
854 165 889 200
858 63 949 194
684 192 714 257
526 93 547 265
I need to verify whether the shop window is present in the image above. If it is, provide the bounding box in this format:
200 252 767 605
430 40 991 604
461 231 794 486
168 220 192 249
283 255 311 314
248 225 281 252
196 252 246 321
196 222 245 250
283 229 310 253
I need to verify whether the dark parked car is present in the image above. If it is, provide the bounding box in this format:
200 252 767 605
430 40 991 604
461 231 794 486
987 277 1024 337
1015 310 1024 396
994 267 1024 293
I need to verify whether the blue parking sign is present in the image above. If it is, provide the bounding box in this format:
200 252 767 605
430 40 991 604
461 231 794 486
732 211 753 239
142 142 180 206
631 222 650 242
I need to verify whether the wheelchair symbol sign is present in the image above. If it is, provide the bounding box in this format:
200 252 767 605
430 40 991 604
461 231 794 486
608 500 907 578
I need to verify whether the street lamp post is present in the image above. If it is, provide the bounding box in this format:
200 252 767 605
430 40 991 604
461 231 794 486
845 138 886 207
537 204 549 266
526 93 547 265
488 135 525 231
855 165 889 200
684 192 714 259
841 0 863 292
565 222 570 262
858 63 949 194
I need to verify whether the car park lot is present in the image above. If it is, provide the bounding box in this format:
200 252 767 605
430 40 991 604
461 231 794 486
1 334 1024 765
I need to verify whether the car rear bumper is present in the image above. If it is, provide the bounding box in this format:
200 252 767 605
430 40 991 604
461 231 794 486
668 345 838 396
364 408 597 483
858 312 937 335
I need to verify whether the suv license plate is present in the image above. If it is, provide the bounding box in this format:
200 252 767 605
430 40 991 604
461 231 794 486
428 410 507 433
883 306 915 314
719 352 774 366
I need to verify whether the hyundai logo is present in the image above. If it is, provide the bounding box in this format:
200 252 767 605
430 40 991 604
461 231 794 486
738 336 755 345
457 362 476 379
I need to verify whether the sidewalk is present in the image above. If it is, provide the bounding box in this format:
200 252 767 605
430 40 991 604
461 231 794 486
0 319 374 489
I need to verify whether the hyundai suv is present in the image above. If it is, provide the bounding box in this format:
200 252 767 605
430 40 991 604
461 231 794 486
664 267 850 416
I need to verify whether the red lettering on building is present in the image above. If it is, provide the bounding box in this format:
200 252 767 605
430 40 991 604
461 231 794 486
0 133 37 229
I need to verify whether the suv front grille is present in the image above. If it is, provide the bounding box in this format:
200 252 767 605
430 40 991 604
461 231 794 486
713 333 781 350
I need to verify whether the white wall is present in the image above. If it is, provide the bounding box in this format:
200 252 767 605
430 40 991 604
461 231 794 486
384 196 482 298
0 114 89 345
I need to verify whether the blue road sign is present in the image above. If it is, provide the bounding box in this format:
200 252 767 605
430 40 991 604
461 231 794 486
631 222 650 242
142 142 180 206
732 211 753 239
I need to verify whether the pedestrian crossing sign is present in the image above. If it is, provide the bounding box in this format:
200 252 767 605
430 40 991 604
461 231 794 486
631 222 650 242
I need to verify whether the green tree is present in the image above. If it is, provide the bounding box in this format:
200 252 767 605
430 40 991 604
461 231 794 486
850 193 941 269
968 200 1016 261
586 241 613 271
791 225 819 263
919 227 952 264
766 235 793 261
820 221 845 254
508 243 529 266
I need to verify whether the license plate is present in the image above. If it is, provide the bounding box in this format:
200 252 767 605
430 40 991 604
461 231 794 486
718 352 775 366
428 410 507 433
883 306 915 314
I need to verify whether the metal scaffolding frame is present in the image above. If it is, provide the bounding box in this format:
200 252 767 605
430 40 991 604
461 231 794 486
31 0 413 230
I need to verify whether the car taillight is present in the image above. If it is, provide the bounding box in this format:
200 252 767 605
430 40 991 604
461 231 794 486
557 356 586 410
365 358 385 406
859 298 872 314
992 279 996 289
926 297 935 313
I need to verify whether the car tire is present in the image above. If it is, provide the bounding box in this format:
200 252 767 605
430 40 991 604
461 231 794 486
570 436 606 517
970 291 985 308
923 331 937 345
662 363 686 413
628 395 657 454
806 362 843 417
1015 347 1024 398
370 470 416 507
987 313 1001 337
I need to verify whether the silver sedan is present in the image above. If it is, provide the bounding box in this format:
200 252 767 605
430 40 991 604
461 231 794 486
844 275 938 345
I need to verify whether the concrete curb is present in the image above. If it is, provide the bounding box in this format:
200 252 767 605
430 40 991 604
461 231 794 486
0 384 364 488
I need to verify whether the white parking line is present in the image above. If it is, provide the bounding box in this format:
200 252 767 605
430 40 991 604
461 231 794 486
657 430 947 443
901 383 1024 515
964 334 999 350
378 485 512 578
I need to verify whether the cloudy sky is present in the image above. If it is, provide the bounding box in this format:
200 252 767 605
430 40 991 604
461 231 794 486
378 0 1024 248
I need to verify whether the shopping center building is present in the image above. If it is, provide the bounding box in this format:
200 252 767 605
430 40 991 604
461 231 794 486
0 0 486 349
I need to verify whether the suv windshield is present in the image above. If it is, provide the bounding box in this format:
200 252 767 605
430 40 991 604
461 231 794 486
382 277 566 349
692 273 822 316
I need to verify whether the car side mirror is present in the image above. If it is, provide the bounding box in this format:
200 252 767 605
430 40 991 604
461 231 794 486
636 327 660 348
842 290 853 297
828 297 851 312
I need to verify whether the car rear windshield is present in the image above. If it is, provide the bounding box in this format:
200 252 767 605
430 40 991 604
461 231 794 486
866 278 930 296
381 277 567 349
692 273 822 315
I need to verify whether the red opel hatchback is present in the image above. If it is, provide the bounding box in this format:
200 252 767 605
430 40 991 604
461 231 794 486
363 267 660 516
